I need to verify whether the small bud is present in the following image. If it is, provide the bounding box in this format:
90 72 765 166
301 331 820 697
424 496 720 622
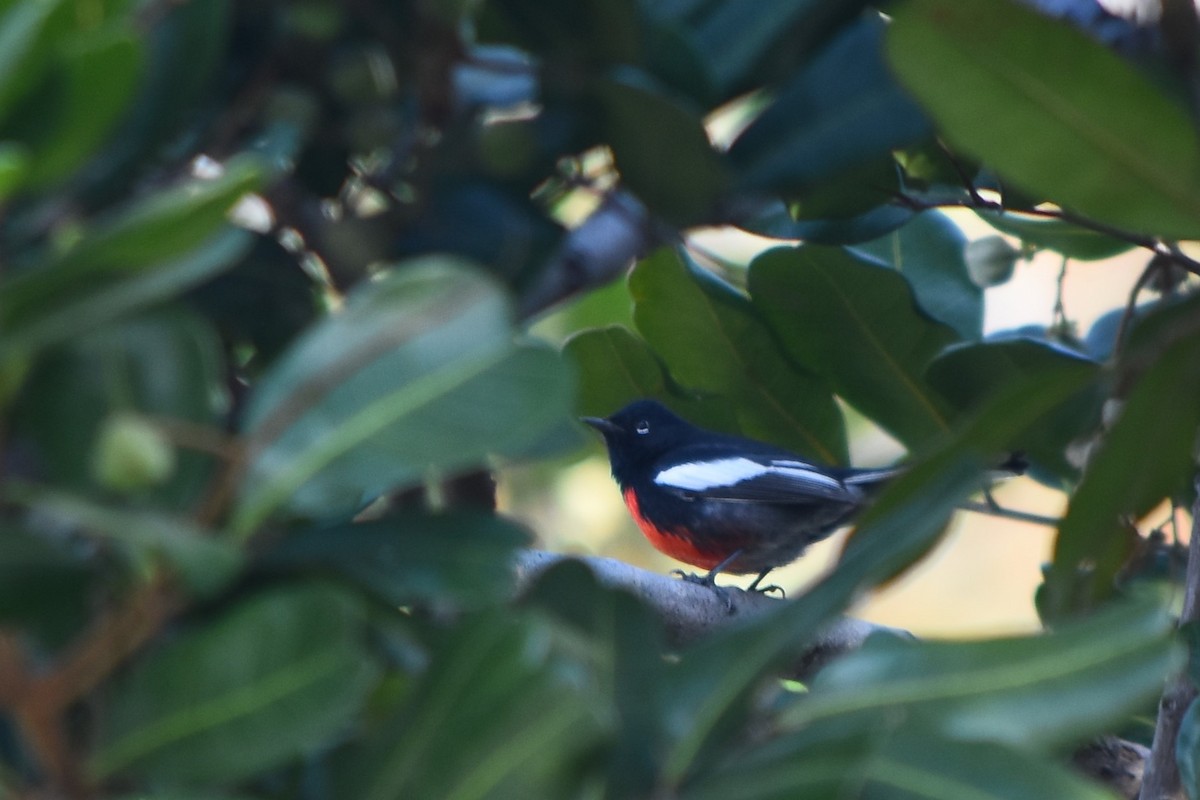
91 414 176 493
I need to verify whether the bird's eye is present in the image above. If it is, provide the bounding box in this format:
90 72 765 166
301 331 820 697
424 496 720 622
635 420 650 435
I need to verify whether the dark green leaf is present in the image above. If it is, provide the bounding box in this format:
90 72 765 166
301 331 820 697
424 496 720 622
264 511 530 607
686 722 1114 800
781 597 1177 749
91 584 380 784
17 30 141 188
975 210 1133 261
597 74 730 227
1180 697 1200 800
738 200 915 245
0 0 69 124
0 141 27 201
749 245 957 449
563 325 671 417
1044 329 1200 619
0 523 94 648
333 611 596 800
887 0 1200 240
631 248 847 463
926 338 1104 484
852 211 982 340
729 16 929 197
235 260 573 534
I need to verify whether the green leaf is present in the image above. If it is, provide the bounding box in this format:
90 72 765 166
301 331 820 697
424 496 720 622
1044 327 1200 620
685 722 1115 800
779 597 1177 750
7 486 241 598
16 30 142 188
263 511 530 608
333 611 596 800
631 248 847 463
564 325 672 418
0 141 28 201
926 338 1104 484
1180 697 1200 800
749 245 957 449
887 0 1200 240
91 584 380 784
597 74 730 227
0 0 69 124
234 259 573 534
728 16 929 197
975 210 1133 261
852 210 982 340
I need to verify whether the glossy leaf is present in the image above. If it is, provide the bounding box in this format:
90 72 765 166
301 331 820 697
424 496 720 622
749 245 957 449
631 248 847 463
729 16 929 197
598 75 730 227
263 511 530 607
563 325 672 417
975 210 1133 261
926 337 1104 483
332 611 596 800
780 597 1177 749
887 0 1200 240
852 210 982 340
0 523 94 647
738 200 915 245
1044 330 1200 618
91 584 380 784
235 260 573 533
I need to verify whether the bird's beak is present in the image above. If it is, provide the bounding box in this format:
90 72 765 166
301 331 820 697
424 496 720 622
581 416 621 435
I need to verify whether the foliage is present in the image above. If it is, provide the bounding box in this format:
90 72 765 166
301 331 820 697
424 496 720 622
0 0 1197 798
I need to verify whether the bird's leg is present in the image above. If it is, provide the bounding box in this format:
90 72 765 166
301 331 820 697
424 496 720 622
672 550 743 613
746 569 785 597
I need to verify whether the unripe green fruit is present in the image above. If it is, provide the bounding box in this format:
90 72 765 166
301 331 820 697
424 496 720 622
965 235 1020 288
91 414 176 492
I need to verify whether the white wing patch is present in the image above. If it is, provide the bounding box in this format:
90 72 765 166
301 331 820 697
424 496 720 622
654 457 845 493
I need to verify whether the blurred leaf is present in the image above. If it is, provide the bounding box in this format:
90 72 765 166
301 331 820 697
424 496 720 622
332 611 597 800
1180 697 1200 800
963 235 1020 288
235 259 573 533
523 560 670 797
0 0 69 124
91 584 380 784
631 248 847 463
975 210 1133 261
598 74 730 227
263 511 530 608
13 30 141 189
0 141 28 201
658 365 1093 785
1044 328 1200 620
780 597 1177 749
686 721 1115 799
740 200 915 245
926 338 1104 484
483 0 640 63
852 211 982 340
0 523 94 648
13 307 226 505
887 0 1200 240
749 245 957 449
728 16 929 197
8 486 240 597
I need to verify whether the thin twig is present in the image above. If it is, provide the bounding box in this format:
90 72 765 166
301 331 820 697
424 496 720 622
959 499 1061 528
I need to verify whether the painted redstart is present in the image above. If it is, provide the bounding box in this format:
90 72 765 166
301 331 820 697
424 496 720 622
583 399 903 594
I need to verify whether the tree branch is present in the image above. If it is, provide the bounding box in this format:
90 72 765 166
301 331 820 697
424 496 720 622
1139 474 1200 800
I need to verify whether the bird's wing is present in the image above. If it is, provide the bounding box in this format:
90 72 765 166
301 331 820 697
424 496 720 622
652 455 865 505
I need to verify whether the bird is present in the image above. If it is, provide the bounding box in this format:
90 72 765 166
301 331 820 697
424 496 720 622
582 399 903 596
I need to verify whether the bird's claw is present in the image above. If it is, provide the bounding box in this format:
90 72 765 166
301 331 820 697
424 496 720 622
671 569 736 614
755 584 786 597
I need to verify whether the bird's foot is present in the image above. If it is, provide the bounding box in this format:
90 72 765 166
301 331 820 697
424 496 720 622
753 584 786 598
671 569 736 614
